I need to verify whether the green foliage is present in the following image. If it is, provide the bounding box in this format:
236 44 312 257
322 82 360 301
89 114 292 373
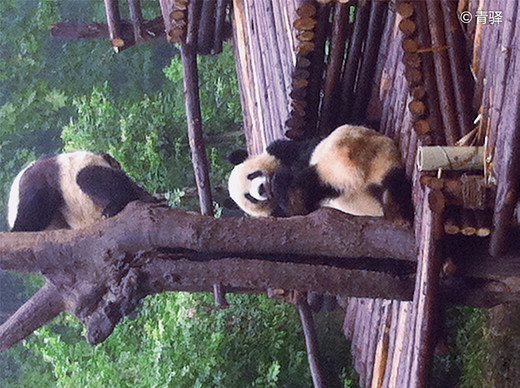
61 44 242 201
431 306 488 387
26 293 314 387
0 0 180 221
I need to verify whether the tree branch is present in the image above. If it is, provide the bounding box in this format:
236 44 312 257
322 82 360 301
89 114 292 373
0 282 65 351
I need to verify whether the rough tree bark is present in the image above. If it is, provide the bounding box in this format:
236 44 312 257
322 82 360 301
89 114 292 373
0 202 416 351
2 202 520 352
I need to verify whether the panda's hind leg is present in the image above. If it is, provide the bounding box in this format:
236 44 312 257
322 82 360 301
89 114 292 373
11 188 63 231
367 168 413 222
76 166 157 218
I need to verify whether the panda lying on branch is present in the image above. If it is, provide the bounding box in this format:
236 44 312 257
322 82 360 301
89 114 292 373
8 151 159 231
228 125 413 221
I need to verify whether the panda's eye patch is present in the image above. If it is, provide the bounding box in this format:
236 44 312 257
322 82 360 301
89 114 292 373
247 171 263 180
245 193 259 204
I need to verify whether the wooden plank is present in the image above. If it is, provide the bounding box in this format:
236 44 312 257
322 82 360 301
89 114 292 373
364 299 383 387
489 1 520 256
343 297 358 338
381 301 401 388
231 0 262 153
391 302 413 387
356 299 374 382
371 300 392 388
409 186 444 387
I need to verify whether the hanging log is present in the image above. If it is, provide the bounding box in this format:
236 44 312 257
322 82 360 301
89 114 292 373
213 0 230 54
440 0 475 137
296 293 327 388
351 0 388 123
319 2 350 135
127 0 145 43
103 0 125 50
303 2 332 137
181 0 226 306
414 1 445 145
340 0 371 123
197 0 216 54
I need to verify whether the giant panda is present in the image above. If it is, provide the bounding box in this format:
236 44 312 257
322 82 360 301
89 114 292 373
227 124 412 220
8 150 158 231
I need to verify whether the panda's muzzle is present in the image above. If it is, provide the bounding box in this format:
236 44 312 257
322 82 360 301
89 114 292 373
248 174 272 202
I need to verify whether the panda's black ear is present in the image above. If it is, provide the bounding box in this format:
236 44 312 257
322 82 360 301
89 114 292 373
227 149 249 165
223 197 240 209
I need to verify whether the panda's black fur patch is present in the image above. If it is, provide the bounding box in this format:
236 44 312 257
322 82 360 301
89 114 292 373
366 167 414 222
265 138 340 217
11 156 63 231
76 165 158 218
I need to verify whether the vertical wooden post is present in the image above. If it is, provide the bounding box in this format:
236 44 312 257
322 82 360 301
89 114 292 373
181 0 227 307
409 186 445 387
490 115 520 256
297 294 327 388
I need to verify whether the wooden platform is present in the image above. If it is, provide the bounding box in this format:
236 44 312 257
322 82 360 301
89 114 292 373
232 0 520 386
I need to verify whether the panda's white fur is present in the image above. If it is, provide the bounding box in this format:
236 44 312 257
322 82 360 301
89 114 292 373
228 153 280 217
56 151 115 229
8 151 114 231
7 162 30 229
228 124 405 218
309 125 401 216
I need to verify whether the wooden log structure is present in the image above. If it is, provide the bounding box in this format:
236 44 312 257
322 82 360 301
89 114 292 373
50 18 165 42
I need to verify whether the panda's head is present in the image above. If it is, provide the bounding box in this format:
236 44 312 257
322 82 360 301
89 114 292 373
227 150 280 217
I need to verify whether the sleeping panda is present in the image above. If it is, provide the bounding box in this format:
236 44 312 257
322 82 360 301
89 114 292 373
8 150 158 231
227 124 412 220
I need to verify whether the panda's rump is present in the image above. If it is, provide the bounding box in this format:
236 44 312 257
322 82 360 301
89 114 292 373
310 125 400 193
57 151 109 229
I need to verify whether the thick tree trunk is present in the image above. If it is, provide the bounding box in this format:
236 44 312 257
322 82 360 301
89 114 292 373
1 202 520 351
